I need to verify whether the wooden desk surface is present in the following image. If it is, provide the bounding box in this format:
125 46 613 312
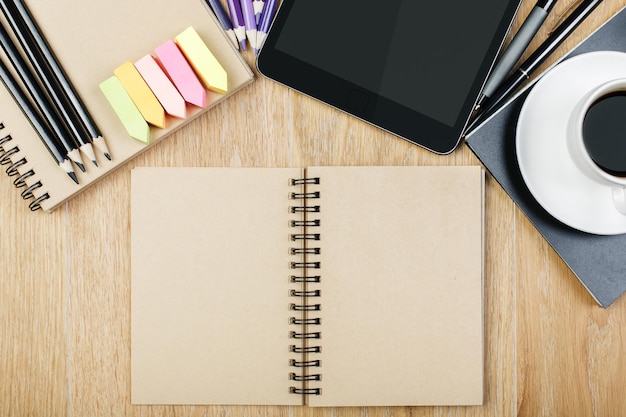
2 1 626 416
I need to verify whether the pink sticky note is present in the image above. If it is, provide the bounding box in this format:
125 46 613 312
155 40 206 108
135 55 186 119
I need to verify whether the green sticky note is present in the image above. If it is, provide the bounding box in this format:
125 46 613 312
99 76 150 143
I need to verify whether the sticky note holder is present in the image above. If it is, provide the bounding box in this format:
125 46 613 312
100 27 231 142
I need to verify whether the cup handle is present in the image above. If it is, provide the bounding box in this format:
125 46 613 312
613 186 626 215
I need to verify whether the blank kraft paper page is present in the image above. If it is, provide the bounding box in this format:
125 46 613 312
307 166 484 406
131 167 303 405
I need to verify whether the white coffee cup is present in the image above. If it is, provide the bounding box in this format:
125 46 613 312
567 78 626 215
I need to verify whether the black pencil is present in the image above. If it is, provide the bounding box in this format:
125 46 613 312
0 20 85 172
0 20 86 172
5 0 111 161
0 57 78 184
0 0 98 166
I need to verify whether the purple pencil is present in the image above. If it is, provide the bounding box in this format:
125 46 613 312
252 0 264 25
204 0 239 50
256 0 276 53
240 0 257 52
226 0 247 50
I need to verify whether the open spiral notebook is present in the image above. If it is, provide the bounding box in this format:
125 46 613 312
0 0 253 212
131 166 485 406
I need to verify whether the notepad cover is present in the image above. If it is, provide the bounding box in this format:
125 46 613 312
0 0 253 211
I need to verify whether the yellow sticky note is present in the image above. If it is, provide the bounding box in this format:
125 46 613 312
175 26 228 94
99 76 150 143
114 61 165 128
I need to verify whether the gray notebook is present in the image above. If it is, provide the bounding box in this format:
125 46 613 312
465 6 626 308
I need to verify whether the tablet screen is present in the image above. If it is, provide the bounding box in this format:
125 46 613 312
258 0 521 153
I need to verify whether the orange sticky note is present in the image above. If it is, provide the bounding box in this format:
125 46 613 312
155 40 206 108
175 26 228 95
135 55 186 119
114 61 165 128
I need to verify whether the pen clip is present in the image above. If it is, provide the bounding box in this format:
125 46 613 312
547 0 584 35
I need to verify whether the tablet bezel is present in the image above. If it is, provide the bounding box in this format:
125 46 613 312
257 0 522 154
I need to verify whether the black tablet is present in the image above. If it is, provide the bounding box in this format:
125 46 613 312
257 0 522 154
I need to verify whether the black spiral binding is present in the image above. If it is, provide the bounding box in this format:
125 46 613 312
0 122 49 211
289 176 322 397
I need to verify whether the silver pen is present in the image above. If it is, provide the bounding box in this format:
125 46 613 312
476 0 558 109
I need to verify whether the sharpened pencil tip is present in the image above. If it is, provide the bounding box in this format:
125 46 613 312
68 171 79 184
80 143 98 167
75 161 86 172
92 136 111 160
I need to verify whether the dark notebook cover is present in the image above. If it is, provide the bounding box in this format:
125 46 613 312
465 6 626 308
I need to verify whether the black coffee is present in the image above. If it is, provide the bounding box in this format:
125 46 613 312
582 92 626 177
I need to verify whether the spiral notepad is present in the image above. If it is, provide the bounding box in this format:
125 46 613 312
0 0 253 212
131 166 484 406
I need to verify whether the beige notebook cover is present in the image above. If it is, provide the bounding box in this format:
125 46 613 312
0 0 253 212
131 166 484 406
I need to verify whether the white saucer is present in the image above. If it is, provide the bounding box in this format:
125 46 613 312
516 51 626 235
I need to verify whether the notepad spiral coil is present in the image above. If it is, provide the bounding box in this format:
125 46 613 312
0 122 49 211
289 176 322 397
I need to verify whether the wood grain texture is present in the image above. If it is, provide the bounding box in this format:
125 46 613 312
2 0 626 416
